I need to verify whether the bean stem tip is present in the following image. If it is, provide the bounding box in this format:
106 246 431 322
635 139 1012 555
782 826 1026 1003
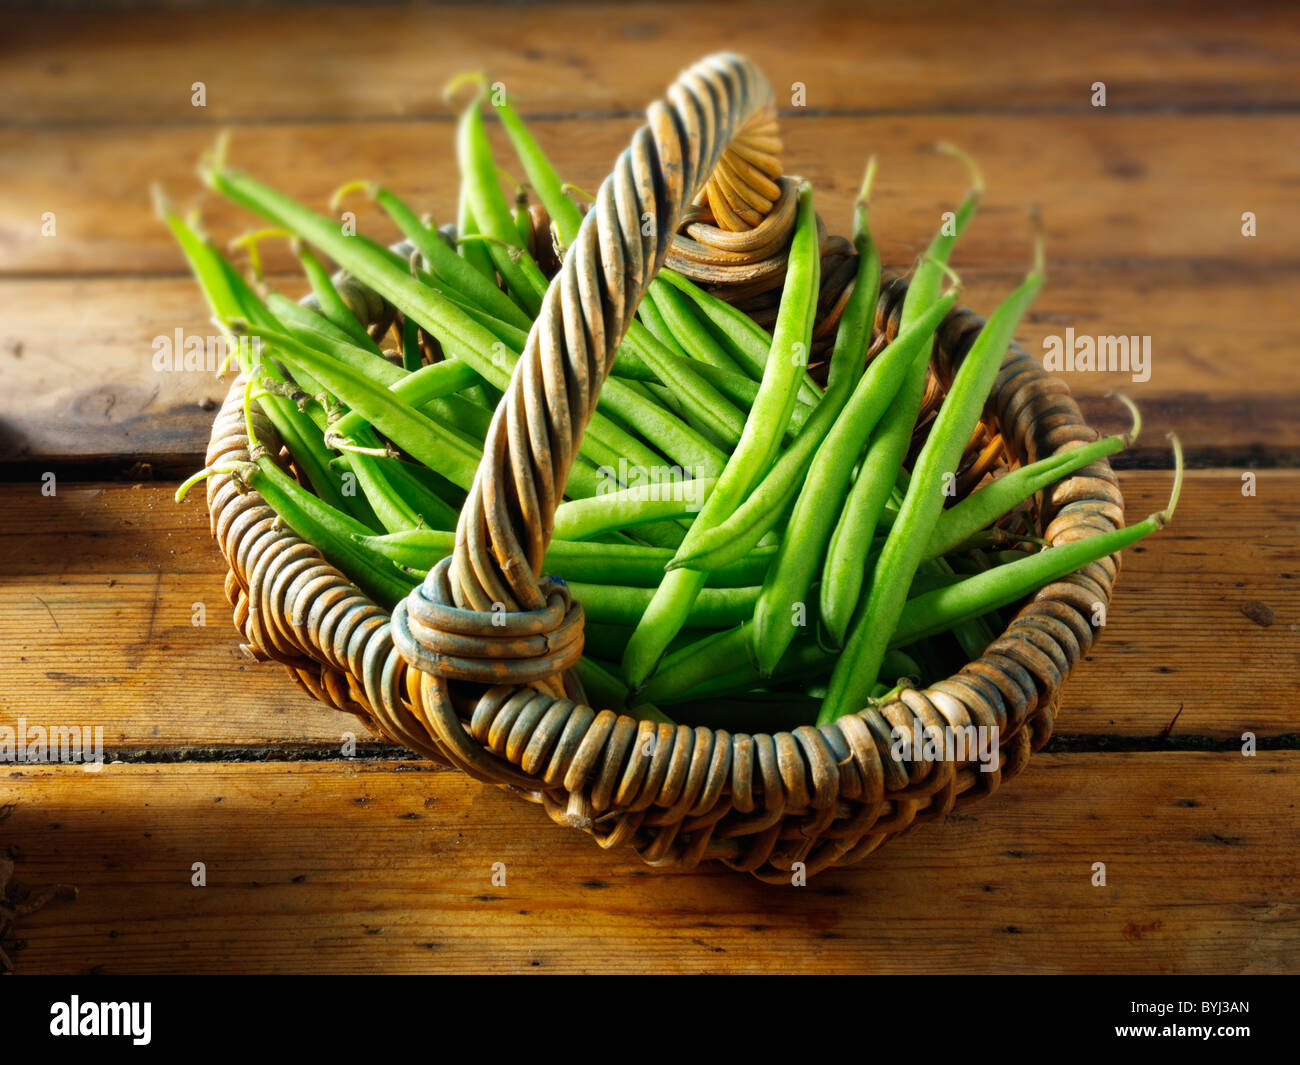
936 142 984 196
1156 433 1184 527
1106 391 1142 446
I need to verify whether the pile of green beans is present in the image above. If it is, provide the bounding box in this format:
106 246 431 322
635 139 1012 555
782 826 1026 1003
171 95 1178 730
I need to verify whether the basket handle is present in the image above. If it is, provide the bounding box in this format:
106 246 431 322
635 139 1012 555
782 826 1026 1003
394 53 772 688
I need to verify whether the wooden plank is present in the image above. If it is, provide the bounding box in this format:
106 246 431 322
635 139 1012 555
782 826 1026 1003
6 1 1297 126
5 114 1299 278
0 472 1294 746
3 262 1298 467
4 754 1297 974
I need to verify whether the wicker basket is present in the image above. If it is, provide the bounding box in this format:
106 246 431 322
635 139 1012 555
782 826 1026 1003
203 53 1124 882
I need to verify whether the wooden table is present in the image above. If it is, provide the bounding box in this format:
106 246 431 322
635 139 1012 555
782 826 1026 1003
3 1 1297 974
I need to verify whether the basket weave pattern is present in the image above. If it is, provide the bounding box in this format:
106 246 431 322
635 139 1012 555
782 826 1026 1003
204 53 1124 881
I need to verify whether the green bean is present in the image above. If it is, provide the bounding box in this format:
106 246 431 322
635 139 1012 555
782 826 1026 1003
620 321 746 447
161 205 360 519
400 314 422 372
327 358 481 440
819 150 984 647
645 282 748 374
369 458 460 530
645 636 920 708
292 240 380 353
490 93 585 251
456 187 497 283
551 478 716 540
669 161 887 572
821 226 1045 722
655 267 822 404
748 288 960 674
357 528 775 588
455 93 550 315
568 582 759 629
636 289 693 360
334 451 424 534
916 557 995 663
238 322 484 489
176 450 413 609
685 359 814 433
263 292 398 382
621 184 820 689
890 438 1182 651
923 395 1140 561
349 181 533 332
648 637 831 706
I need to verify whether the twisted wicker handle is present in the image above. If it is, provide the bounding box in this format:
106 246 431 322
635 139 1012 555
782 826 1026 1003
466 52 768 610
394 53 772 686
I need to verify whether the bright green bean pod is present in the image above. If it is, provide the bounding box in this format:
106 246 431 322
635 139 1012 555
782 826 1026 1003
655 267 822 404
328 358 482 440
669 162 885 572
636 289 693 360
821 233 1045 722
646 282 749 374
369 458 460 530
240 323 484 489
400 314 422 372
263 291 397 381
293 240 380 354
366 183 533 331
621 321 747 446
685 359 814 433
456 96 550 315
622 184 820 689
456 178 497 282
357 528 775 588
552 478 716 541
491 94 585 250
892 443 1182 648
820 161 984 647
748 289 960 674
575 582 760 630
923 397 1139 561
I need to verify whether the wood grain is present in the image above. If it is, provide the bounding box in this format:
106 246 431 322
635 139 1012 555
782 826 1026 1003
0 473 1294 747
5 114 1298 278
3 263 1298 467
6 1 1297 126
4 754 1297 974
